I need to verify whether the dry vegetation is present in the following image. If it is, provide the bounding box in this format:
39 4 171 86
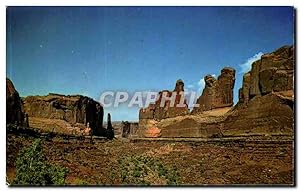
7 133 294 186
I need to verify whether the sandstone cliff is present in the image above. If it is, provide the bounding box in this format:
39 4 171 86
6 78 28 127
192 67 236 114
136 45 294 138
239 45 294 103
138 79 189 138
23 93 105 136
224 45 294 136
139 79 189 121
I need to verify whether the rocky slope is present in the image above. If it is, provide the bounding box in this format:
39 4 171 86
224 45 294 136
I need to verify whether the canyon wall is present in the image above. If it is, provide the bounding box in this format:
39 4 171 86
22 93 105 136
192 67 235 114
137 45 294 138
138 79 189 137
139 79 189 120
223 45 294 136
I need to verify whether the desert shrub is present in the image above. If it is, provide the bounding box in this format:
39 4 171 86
13 139 68 185
73 178 88 185
117 154 180 185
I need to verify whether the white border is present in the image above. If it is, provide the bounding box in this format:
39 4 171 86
1 0 298 191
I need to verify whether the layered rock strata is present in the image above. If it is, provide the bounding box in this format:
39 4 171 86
22 93 105 136
192 67 236 114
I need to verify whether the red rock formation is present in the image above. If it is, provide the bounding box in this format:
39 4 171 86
139 79 189 121
137 45 294 139
238 73 251 104
247 45 294 99
6 78 27 126
138 79 189 138
223 91 293 135
192 67 236 113
227 45 294 136
144 126 162 138
22 93 105 136
240 45 294 103
121 121 139 138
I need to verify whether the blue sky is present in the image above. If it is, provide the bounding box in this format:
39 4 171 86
7 7 294 121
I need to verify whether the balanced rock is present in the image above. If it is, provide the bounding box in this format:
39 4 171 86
192 67 236 113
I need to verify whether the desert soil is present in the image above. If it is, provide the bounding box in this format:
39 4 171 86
6 133 294 186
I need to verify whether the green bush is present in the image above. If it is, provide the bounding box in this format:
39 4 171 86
117 154 180 185
13 139 68 185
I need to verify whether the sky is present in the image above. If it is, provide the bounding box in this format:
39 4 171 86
6 7 294 121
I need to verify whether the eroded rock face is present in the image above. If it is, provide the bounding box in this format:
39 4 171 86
6 78 27 126
138 79 189 137
139 79 189 121
121 121 139 138
223 91 294 135
192 67 236 113
228 45 294 136
246 46 294 100
136 45 294 139
23 93 105 136
238 73 251 104
240 45 294 103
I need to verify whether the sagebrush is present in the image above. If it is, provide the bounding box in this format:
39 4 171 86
13 138 68 185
